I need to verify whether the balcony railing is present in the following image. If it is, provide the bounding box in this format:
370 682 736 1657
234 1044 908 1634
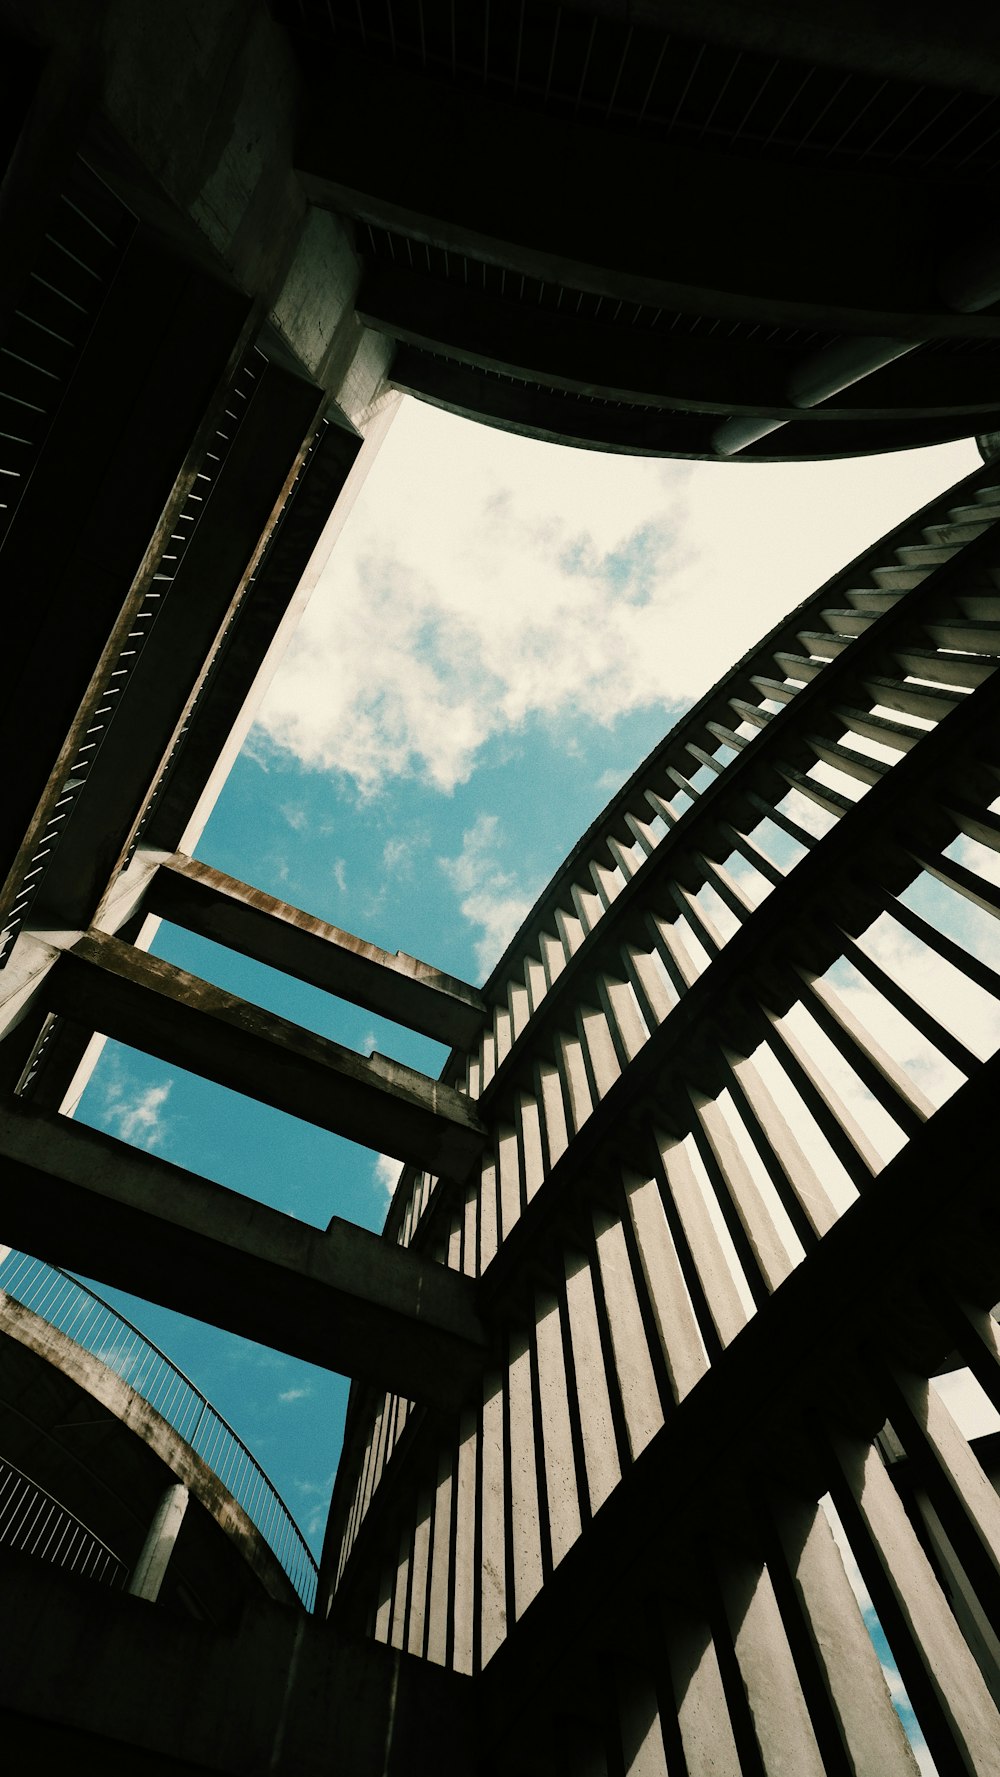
0 1453 127 1588
0 1248 319 1610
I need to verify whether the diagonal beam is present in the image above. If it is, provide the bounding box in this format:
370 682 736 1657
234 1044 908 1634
0 1101 488 1408
145 852 486 1049
45 931 486 1181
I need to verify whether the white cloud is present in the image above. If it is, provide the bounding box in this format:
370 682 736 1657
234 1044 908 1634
901 868 1000 980
280 802 309 831
383 836 414 874
439 813 535 978
950 832 1000 890
332 857 347 894
261 851 291 885
102 1072 173 1151
595 765 634 796
859 910 1000 1066
294 1472 336 1541
253 400 976 798
373 1152 402 1203
824 924 993 1118
278 1386 310 1404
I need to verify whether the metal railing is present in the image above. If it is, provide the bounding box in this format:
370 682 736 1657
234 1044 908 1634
0 1453 127 1588
0 1249 318 1609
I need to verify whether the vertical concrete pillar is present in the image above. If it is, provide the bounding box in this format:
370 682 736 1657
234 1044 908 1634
128 1482 189 1603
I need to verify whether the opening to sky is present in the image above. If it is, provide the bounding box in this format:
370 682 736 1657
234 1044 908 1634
72 398 981 1560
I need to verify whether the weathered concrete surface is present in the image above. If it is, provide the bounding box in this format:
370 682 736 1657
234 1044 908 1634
0 1551 477 1776
4 0 380 406
47 930 486 1181
0 1102 488 1408
147 852 486 1048
0 931 66 1044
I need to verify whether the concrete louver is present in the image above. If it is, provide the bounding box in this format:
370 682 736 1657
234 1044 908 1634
320 462 1000 1776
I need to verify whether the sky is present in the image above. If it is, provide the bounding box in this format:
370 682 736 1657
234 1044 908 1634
60 402 990 1745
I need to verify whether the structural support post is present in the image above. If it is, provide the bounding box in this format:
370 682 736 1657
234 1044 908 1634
128 1482 190 1603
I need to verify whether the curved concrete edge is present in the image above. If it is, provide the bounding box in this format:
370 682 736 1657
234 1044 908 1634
0 1292 304 1609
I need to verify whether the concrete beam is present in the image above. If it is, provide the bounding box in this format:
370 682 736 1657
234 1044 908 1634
34 357 325 930
0 1101 488 1408
0 930 73 1098
390 349 979 460
360 261 1000 421
0 238 254 932
145 853 486 1049
359 261 797 415
46 931 485 1181
143 414 363 855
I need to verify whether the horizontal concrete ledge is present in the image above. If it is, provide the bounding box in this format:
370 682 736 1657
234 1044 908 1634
145 852 486 1049
0 1102 488 1409
46 930 486 1182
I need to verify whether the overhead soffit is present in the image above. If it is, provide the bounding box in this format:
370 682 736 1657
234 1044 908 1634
360 224 1000 366
278 0 1000 179
273 1 1000 454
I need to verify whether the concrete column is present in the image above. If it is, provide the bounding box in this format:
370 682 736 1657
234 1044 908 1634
128 1481 189 1603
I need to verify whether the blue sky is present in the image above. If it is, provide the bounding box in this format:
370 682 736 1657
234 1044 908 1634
71 399 980 1588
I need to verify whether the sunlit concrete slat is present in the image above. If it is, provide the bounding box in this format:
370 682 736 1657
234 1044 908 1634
146 852 486 1049
46 932 486 1182
0 1102 487 1409
477 1056 1000 1762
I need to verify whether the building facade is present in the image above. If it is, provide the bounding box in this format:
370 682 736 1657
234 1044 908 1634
1 3 1000 1771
